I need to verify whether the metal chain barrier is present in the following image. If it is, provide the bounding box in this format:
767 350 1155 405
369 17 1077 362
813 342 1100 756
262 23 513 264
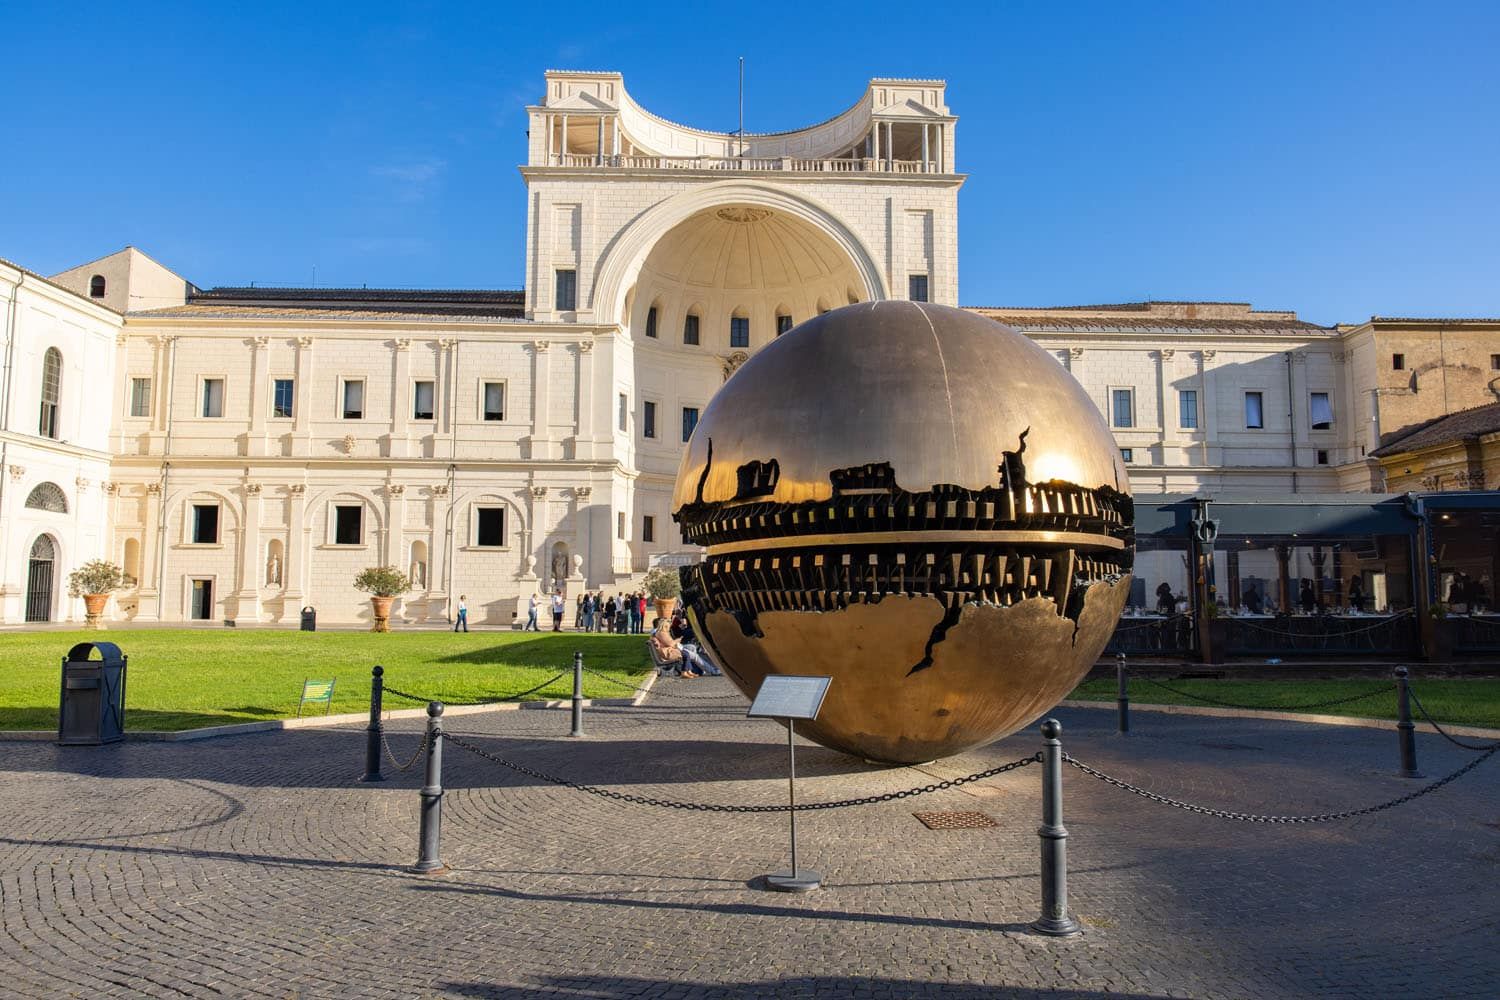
580 664 745 701
1407 685 1500 751
445 731 1038 812
1063 744 1498 824
1135 676 1394 713
383 673 566 707
381 728 430 772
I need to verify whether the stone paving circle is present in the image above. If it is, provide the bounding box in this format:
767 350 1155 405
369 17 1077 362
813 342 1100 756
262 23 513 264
2 675 1498 998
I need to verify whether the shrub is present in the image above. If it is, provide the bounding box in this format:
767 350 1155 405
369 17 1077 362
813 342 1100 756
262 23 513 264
68 560 126 598
353 566 412 597
642 566 683 600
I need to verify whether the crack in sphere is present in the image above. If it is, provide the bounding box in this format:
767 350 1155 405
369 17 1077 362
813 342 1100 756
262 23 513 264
672 302 1135 764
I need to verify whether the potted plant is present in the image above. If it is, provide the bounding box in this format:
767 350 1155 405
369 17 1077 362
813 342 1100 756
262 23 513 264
67 560 126 630
643 566 683 624
353 565 412 632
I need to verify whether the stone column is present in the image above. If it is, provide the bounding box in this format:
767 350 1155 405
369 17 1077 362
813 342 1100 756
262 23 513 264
921 123 930 172
574 340 595 459
138 482 164 621
114 333 132 455
385 484 405 567
428 483 450 618
1198 350 1218 468
574 486 593 586
283 484 308 608
389 338 410 458
247 336 270 456
1154 349 1173 460
235 482 263 623
436 338 457 453
529 340 552 460
293 337 315 457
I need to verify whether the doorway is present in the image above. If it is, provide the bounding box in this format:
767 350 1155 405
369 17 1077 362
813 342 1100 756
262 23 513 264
190 578 214 620
25 535 56 622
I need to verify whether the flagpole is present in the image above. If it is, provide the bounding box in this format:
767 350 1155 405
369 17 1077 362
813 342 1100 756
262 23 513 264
738 56 744 157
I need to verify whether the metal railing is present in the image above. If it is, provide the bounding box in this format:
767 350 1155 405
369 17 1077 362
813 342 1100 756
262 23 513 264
542 153 938 174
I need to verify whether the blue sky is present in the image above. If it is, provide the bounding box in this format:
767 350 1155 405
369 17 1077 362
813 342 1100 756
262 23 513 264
4 1 1497 324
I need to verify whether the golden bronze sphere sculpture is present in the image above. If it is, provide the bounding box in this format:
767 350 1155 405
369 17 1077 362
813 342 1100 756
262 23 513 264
671 302 1134 764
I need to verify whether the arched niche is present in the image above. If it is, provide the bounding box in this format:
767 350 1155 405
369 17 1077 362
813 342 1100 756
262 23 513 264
409 540 429 590
122 538 141 586
265 538 285 588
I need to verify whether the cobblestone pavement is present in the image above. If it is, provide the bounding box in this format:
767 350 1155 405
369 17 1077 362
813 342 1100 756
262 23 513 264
1 677 1497 999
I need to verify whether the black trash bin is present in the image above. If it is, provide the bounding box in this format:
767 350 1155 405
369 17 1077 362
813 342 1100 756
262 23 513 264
58 641 127 746
300 606 316 631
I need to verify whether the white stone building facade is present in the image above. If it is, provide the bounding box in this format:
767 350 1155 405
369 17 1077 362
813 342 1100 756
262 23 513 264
5 70 1493 624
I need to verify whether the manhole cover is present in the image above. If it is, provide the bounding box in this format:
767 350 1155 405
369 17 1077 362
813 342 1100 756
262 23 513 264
912 810 998 830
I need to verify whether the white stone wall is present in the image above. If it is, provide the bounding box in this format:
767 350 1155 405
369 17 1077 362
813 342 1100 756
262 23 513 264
0 266 120 623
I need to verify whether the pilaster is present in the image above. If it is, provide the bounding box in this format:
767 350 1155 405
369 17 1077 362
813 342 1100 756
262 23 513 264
235 482 263 623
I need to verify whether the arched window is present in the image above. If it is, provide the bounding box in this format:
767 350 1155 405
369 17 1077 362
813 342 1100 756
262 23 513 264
644 304 659 338
39 348 61 439
89 275 106 299
24 482 68 513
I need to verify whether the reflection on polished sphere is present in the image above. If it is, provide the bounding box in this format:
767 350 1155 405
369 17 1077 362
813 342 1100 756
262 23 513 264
672 302 1135 764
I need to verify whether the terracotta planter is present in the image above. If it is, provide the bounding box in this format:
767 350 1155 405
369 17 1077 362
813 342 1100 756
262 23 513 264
653 597 675 624
82 593 110 630
370 596 395 632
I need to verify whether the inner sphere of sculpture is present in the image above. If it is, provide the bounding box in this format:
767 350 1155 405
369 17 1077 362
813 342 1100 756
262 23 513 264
671 301 1134 764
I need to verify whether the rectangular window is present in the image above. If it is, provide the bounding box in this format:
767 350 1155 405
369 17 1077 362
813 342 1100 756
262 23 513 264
1392 353 1405 370
909 274 929 302
643 400 657 439
1491 354 1500 371
682 406 699 443
642 515 655 543
1310 391 1333 430
683 314 700 345
645 307 658 338
776 314 793 336
475 507 505 547
201 378 224 418
1178 389 1198 429
1245 391 1265 429
334 504 362 545
190 578 213 620
555 269 577 311
130 377 152 417
1111 388 1134 429
272 378 294 419
729 316 750 349
1120 448 1133 463
342 379 364 420
413 380 435 421
482 381 504 421
618 393 628 432
192 503 219 544
1316 449 1330 466
617 512 626 539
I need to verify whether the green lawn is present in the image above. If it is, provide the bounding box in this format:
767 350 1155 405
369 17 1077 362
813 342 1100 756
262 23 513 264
1068 676 1500 729
0 629 652 731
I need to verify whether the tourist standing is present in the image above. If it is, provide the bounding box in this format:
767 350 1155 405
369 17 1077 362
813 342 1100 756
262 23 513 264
582 592 597 632
551 590 565 631
525 592 539 631
603 594 617 633
454 595 469 633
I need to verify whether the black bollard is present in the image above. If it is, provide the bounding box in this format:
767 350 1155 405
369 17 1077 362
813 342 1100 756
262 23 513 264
1395 667 1422 779
360 665 386 782
1031 718 1082 937
570 651 585 738
1115 653 1130 735
412 702 448 874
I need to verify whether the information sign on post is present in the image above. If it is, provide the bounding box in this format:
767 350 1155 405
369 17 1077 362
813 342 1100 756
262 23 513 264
747 674 832 893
